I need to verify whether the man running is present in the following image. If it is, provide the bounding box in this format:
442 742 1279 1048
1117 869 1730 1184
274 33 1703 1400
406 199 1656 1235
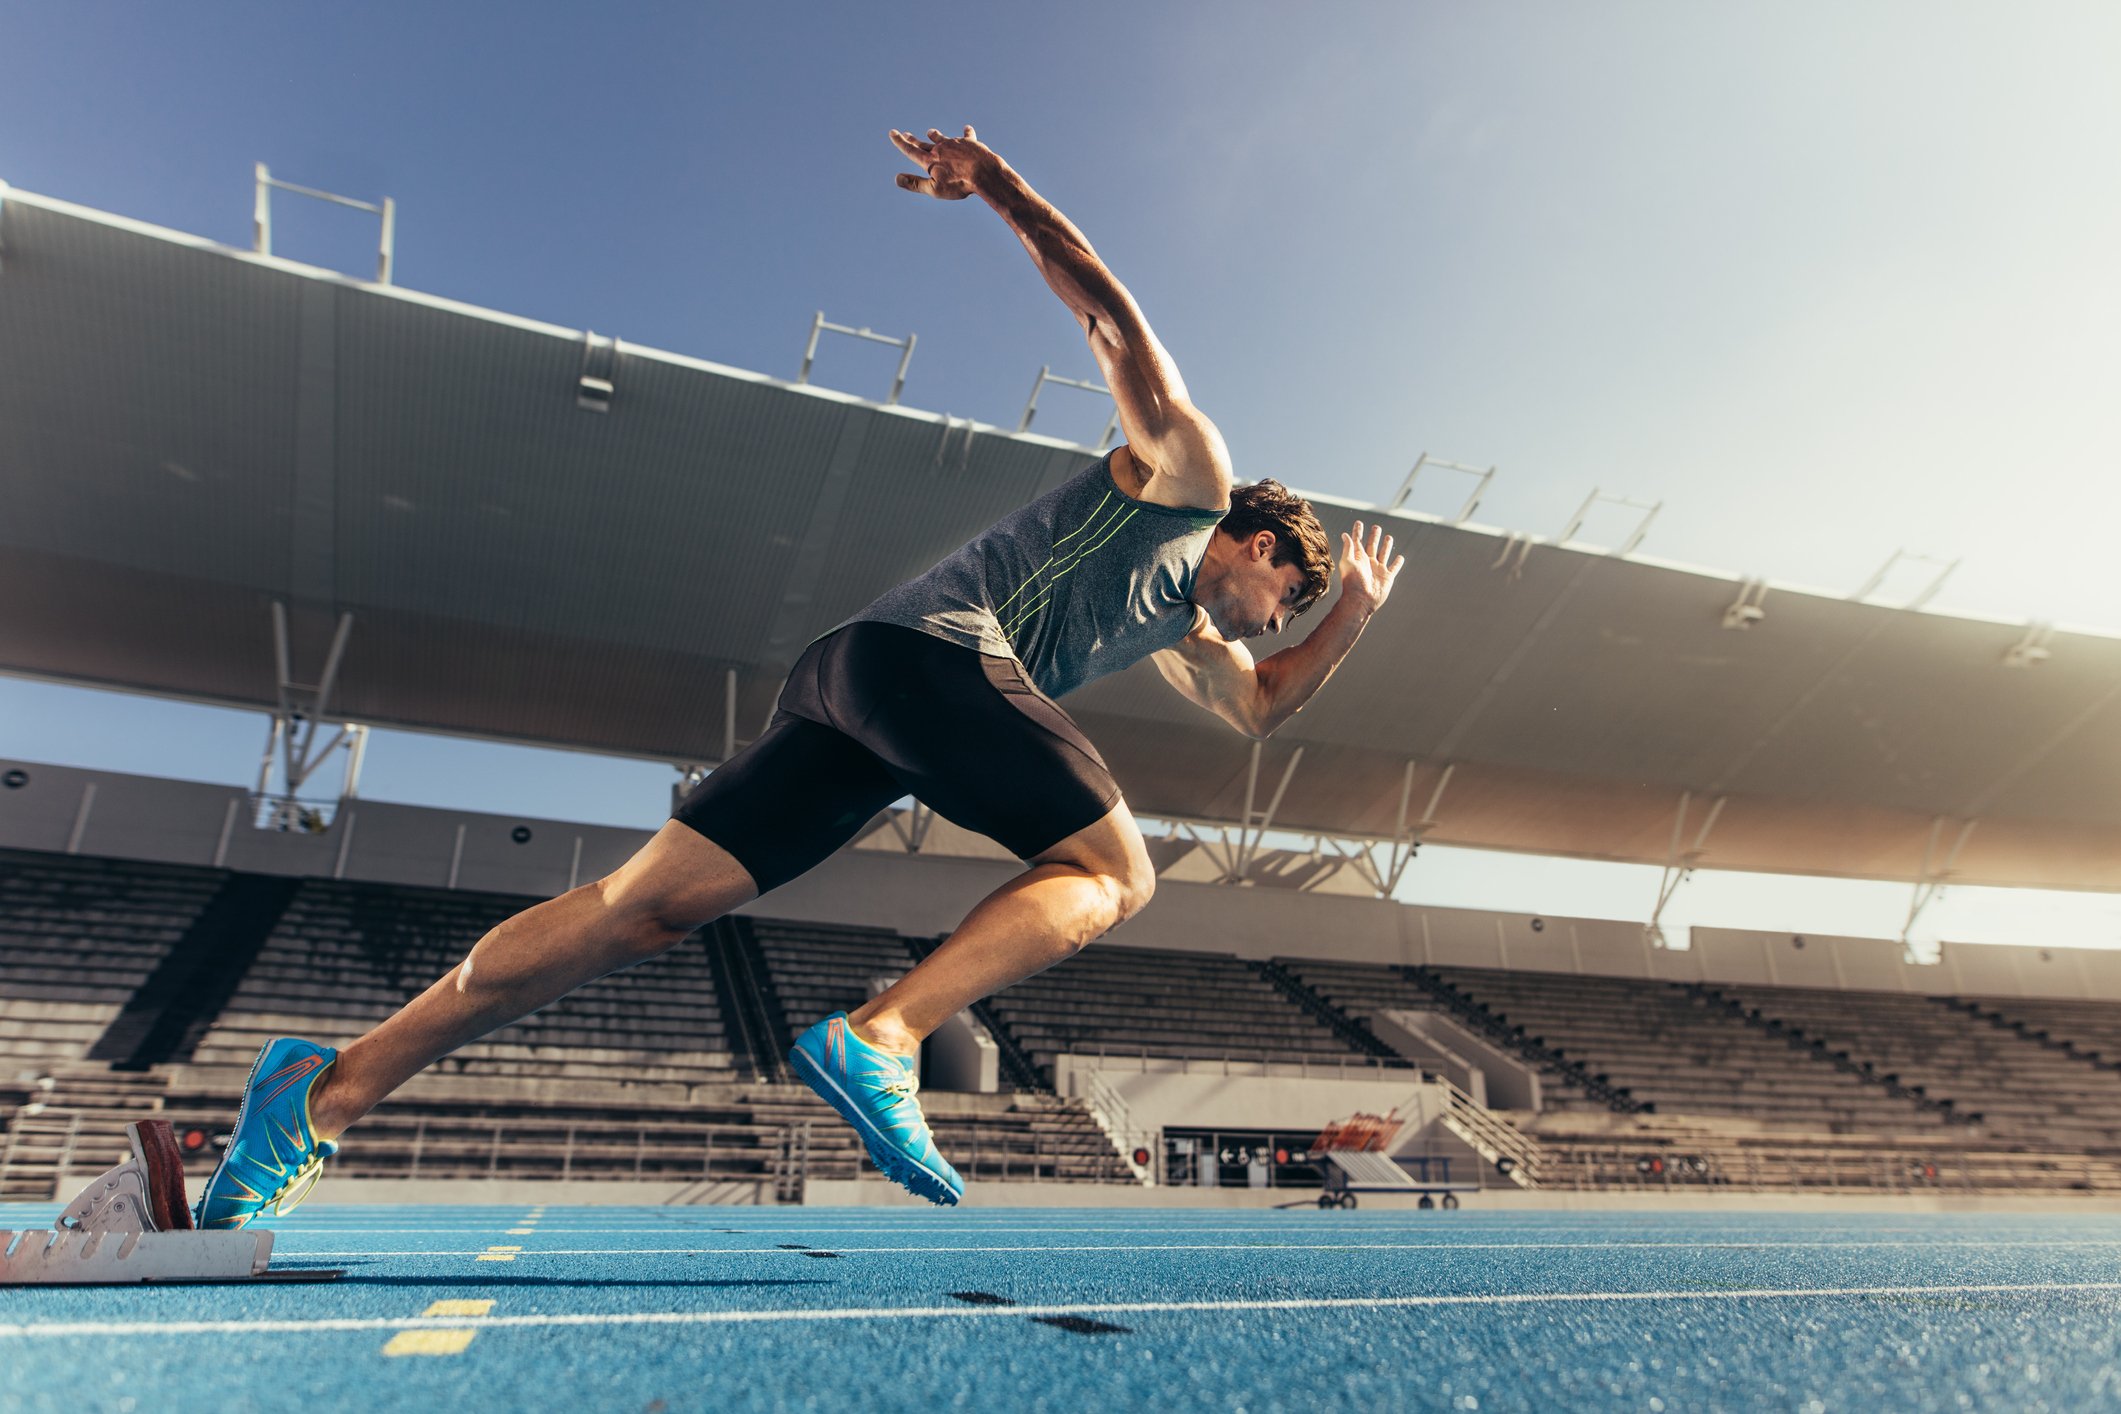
194 126 1402 1219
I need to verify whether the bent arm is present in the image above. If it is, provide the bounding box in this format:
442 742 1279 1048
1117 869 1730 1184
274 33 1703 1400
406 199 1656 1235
1155 521 1402 737
1152 595 1381 740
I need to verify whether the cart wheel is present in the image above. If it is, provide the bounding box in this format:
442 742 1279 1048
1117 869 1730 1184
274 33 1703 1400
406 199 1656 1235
1441 1193 1460 1210
1317 1195 1335 1210
1417 1195 1435 1210
1343 1193 1359 1209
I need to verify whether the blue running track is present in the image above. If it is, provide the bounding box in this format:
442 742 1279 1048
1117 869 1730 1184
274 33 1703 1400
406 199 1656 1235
5 1204 2120 1411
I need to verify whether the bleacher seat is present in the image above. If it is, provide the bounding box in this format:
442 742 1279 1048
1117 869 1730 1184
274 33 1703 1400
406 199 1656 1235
982 945 1377 1084
188 877 740 1088
0 848 225 1079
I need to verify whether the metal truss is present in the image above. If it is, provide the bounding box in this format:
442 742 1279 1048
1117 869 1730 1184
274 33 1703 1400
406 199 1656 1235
1171 741 1308 884
1645 790 1727 948
1314 760 1454 897
254 603 367 831
883 798 938 854
1902 815 1979 960
1162 751 1452 897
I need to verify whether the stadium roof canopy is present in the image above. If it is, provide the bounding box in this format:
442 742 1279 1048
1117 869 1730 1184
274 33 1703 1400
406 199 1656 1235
5 183 2119 891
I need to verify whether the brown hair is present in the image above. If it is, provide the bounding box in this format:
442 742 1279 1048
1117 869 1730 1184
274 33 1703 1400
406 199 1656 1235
1218 479 1332 616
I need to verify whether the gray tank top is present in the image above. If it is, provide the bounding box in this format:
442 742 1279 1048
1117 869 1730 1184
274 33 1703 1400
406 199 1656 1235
844 452 1227 699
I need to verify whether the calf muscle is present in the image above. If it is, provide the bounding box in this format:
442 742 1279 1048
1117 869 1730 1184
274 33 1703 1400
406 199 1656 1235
307 823 759 1140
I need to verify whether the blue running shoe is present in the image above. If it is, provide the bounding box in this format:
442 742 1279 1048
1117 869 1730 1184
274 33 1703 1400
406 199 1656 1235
193 1036 340 1229
789 1013 963 1206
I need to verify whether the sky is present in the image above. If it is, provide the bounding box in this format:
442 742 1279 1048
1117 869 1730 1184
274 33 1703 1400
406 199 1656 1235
3 1 2118 949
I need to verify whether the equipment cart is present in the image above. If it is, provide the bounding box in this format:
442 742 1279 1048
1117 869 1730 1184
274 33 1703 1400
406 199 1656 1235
1275 1109 1480 1210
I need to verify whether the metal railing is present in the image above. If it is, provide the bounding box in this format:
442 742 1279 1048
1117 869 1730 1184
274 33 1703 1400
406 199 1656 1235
1437 1078 1545 1188
1076 1069 1156 1184
1534 1142 2121 1195
1075 1046 1413 1080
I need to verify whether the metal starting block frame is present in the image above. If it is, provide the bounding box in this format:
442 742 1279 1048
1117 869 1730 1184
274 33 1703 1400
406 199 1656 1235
1 1119 340 1285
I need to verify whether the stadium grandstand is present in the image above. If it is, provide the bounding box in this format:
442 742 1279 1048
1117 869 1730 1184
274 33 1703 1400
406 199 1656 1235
4 180 2120 1213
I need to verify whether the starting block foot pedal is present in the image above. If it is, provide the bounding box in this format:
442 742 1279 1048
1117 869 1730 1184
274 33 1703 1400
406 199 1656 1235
0 1119 343 1285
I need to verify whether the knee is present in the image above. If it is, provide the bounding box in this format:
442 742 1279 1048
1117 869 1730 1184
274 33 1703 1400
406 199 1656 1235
1101 859 1156 930
1115 867 1155 924
588 878 701 959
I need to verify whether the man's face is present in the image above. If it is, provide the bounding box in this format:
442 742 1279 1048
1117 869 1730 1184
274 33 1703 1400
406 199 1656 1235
1227 540 1309 640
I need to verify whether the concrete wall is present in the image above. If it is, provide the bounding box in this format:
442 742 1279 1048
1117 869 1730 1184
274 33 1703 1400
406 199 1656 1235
4 756 2116 1002
1370 1009 1543 1111
1051 1053 1429 1136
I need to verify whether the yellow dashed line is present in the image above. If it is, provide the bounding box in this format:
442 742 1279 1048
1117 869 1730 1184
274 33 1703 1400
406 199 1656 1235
476 1245 523 1262
506 1228 534 1235
384 1328 477 1357
425 1300 495 1317
381 1301 494 1357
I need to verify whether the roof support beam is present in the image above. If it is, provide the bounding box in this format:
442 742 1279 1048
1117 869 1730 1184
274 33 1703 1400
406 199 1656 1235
885 798 937 854
1225 741 1305 882
1336 760 1454 898
256 603 361 832
1645 790 1726 948
1902 815 1978 961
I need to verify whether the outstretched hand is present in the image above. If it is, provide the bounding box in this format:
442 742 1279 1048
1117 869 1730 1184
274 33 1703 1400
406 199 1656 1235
1339 520 1404 614
890 126 996 200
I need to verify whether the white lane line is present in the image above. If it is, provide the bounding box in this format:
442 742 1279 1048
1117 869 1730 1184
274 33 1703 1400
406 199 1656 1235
272 1239 2121 1257
6 1281 2118 1340
231 1224 2121 1236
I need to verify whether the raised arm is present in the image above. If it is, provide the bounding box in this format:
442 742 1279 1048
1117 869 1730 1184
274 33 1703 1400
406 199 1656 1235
1154 521 1404 738
890 126 1229 504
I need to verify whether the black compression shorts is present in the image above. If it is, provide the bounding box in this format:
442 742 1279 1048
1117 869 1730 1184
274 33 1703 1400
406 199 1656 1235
670 622 1123 893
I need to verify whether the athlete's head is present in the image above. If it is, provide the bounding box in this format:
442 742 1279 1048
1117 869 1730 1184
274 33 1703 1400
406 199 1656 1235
1198 480 1332 639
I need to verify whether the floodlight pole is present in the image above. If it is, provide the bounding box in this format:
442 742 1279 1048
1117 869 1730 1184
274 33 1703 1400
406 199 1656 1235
253 163 396 284
797 311 916 405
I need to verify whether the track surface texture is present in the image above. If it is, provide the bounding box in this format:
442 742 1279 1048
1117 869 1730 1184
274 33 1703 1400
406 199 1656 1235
4 1204 2119 1411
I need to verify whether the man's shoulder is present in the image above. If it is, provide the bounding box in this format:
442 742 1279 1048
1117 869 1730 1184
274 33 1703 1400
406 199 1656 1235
1112 443 1230 514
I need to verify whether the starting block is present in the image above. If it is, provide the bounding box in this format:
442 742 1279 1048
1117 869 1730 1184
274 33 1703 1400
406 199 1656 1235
0 1119 340 1285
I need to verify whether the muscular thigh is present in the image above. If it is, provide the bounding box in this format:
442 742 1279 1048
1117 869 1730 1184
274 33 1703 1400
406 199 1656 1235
600 820 762 929
796 623 1124 861
669 709 907 895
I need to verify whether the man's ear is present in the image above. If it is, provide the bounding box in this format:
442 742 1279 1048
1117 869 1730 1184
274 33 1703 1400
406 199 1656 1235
1251 531 1277 561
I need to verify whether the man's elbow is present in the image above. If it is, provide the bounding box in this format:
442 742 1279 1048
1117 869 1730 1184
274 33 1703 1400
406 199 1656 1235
1244 702 1288 741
